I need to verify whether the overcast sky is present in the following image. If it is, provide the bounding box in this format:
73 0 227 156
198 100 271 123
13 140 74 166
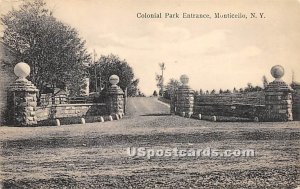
1 0 300 95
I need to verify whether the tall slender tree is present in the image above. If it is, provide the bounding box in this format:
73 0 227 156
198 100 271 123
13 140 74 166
157 62 166 96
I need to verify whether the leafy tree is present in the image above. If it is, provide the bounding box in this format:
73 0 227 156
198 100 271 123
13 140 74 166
219 89 223 94
1 0 90 96
127 78 139 97
254 86 263 91
89 54 138 96
262 75 269 89
163 90 170 99
153 90 158 96
158 89 163 96
247 83 263 92
163 78 180 99
166 78 180 95
137 90 145 97
245 83 254 92
199 89 204 95
233 87 238 93
224 89 231 94
210 89 216 94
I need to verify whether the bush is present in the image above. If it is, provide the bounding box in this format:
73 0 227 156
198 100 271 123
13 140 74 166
163 90 171 100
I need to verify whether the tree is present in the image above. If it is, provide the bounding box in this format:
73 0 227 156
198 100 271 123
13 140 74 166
136 89 145 97
219 89 223 94
210 89 216 94
254 86 263 91
89 54 138 96
163 78 180 99
233 87 238 93
1 0 91 96
156 62 166 96
246 83 253 92
166 78 180 95
224 89 231 93
199 89 204 95
155 74 163 91
153 90 158 97
127 78 139 97
262 75 269 89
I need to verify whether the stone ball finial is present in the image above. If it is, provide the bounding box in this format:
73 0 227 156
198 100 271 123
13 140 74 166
271 65 284 80
180 74 189 85
109 75 119 86
14 62 30 81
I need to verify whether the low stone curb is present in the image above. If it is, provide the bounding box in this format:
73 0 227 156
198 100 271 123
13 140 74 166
186 113 254 122
36 113 125 126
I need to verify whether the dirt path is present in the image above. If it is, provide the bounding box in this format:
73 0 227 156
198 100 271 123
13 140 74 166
0 97 299 188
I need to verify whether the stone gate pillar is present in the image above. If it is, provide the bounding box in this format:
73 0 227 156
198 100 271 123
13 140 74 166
106 75 124 116
7 62 38 126
265 65 293 121
175 75 194 117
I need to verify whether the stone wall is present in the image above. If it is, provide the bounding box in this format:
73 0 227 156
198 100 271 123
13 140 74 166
195 92 265 105
194 103 266 120
183 65 299 122
36 103 107 121
5 66 125 126
193 92 266 119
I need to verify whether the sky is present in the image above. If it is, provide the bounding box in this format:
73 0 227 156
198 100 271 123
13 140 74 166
1 0 300 95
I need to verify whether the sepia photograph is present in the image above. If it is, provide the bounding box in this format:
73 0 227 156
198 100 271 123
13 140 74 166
0 0 299 188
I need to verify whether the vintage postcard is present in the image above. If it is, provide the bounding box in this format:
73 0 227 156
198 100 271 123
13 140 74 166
0 0 299 188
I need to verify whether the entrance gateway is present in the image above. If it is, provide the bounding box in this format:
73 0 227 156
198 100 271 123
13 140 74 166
171 65 296 122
